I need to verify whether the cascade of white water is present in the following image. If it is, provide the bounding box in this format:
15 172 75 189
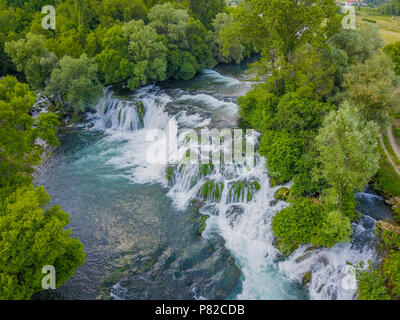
91 70 379 300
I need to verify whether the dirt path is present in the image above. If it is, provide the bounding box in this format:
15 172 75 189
387 126 400 160
380 134 400 176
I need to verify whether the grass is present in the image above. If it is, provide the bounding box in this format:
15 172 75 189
383 133 400 168
375 143 400 198
357 10 400 45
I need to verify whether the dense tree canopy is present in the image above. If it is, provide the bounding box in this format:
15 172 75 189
272 198 352 250
222 0 341 95
0 76 85 299
0 76 59 197
5 33 58 90
343 53 399 127
210 12 248 64
188 0 226 29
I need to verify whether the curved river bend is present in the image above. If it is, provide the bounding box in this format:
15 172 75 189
35 65 381 300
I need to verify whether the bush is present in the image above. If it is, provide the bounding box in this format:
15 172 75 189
44 54 103 111
237 84 279 131
259 131 305 181
291 151 328 197
356 267 390 300
272 198 353 251
311 210 352 247
271 92 332 133
383 251 400 297
274 187 290 201
361 18 377 23
383 41 400 75
272 198 324 246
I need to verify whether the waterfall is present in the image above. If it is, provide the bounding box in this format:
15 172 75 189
90 70 379 300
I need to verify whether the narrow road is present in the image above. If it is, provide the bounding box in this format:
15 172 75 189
387 126 400 160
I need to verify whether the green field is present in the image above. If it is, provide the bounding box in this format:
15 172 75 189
357 10 400 45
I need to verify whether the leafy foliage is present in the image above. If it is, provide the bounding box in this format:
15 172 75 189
259 131 305 181
45 54 103 111
0 76 85 299
188 0 226 29
5 33 58 90
272 198 352 248
210 12 247 64
384 41 400 75
314 102 380 213
343 53 399 127
222 0 341 95
0 76 59 198
0 185 85 300
356 267 390 300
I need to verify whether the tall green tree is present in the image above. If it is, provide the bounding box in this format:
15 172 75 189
222 0 340 94
101 0 147 23
329 24 384 66
0 185 85 300
0 76 59 198
44 54 103 112
314 102 380 212
5 33 58 90
95 24 130 86
0 76 85 299
96 20 168 90
188 0 226 29
123 19 168 89
343 53 399 127
210 12 247 64
148 3 215 80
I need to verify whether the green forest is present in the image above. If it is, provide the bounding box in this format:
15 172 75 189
1 0 400 301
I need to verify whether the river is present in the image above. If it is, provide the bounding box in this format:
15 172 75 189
35 63 383 300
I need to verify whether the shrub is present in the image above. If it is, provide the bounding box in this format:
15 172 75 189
237 84 279 131
382 251 400 297
272 198 353 251
311 210 352 247
259 131 305 182
272 198 324 246
356 267 390 300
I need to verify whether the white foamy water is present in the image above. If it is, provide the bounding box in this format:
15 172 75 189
90 70 379 300
201 69 242 86
177 93 238 112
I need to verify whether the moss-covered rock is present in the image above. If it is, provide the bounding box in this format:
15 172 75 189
385 197 400 223
376 221 400 235
273 237 299 257
269 176 285 187
136 101 146 127
274 187 290 201
302 272 311 286
227 180 261 203
197 215 210 238
199 163 214 177
165 166 175 183
198 180 224 202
